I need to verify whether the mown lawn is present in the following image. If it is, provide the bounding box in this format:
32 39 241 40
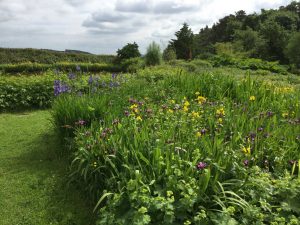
0 110 95 225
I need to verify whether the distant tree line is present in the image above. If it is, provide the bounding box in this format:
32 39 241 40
165 1 300 68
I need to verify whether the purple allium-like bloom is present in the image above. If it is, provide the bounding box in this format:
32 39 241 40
76 65 81 71
196 162 207 170
258 127 264 132
243 159 249 167
112 73 117 79
138 101 144 106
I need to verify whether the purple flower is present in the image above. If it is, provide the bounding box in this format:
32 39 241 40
112 73 117 79
201 128 207 135
75 120 85 126
88 75 93 85
68 73 76 80
243 159 249 167
124 110 130 117
266 111 274 117
258 127 264 132
76 65 81 71
196 162 207 170
54 80 69 96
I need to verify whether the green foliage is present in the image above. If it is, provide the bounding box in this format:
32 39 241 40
162 47 177 62
116 42 141 62
0 48 115 64
286 32 300 68
145 42 162 66
120 57 145 73
51 66 300 224
0 75 54 111
0 62 121 74
192 1 300 65
169 23 194 60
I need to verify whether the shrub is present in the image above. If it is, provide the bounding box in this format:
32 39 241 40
145 42 162 66
163 47 177 62
116 42 141 62
286 32 300 68
0 75 54 111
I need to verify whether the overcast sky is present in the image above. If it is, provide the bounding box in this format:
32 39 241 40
0 0 292 54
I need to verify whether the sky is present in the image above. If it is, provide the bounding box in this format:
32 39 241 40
0 0 293 54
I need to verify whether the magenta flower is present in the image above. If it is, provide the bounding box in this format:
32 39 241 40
196 162 207 170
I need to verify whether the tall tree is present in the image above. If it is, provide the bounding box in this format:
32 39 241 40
170 23 194 60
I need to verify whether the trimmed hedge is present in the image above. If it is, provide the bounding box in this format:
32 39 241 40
0 76 54 111
0 63 122 74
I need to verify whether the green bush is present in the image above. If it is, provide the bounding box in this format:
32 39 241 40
116 42 141 62
0 75 54 111
286 32 300 68
163 47 177 62
145 42 162 66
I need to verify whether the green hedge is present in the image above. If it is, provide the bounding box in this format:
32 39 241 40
0 76 54 111
0 48 115 64
0 63 123 74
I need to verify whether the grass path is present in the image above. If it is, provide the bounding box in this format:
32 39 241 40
0 110 95 225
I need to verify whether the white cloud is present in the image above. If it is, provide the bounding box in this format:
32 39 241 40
0 0 293 54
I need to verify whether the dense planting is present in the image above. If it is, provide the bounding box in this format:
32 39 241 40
52 66 300 224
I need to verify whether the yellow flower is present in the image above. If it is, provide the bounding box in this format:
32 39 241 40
170 99 176 104
136 116 142 121
130 104 138 109
168 109 174 113
249 96 256 101
196 131 202 138
184 100 190 107
130 104 139 113
218 118 223 123
282 112 289 118
191 111 200 118
93 162 97 168
216 107 225 116
195 91 200 96
242 146 251 155
197 96 207 104
183 106 189 112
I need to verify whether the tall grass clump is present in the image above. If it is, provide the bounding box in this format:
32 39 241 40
145 42 162 66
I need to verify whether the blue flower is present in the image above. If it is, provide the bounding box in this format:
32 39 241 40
88 75 93 85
